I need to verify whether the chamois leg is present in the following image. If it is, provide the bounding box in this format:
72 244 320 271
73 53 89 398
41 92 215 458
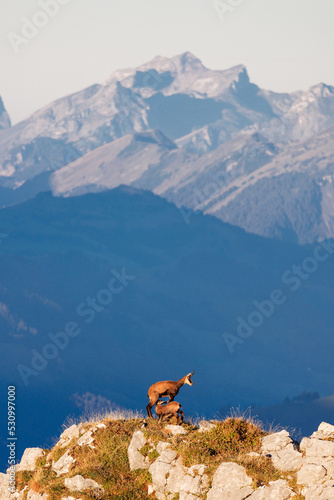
146 393 159 418
146 402 154 418
177 410 184 424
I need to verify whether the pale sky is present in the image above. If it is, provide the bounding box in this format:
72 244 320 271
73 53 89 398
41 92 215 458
1 0 334 124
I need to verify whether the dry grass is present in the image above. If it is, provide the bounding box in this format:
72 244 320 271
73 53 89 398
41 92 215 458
139 414 291 488
63 408 144 429
219 406 291 435
48 438 77 464
16 470 33 492
17 411 302 499
69 419 152 499
22 418 152 500
172 417 270 484
177 418 264 466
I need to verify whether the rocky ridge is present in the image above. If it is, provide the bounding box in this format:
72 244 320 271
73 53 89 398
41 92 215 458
2 53 334 243
1 419 334 499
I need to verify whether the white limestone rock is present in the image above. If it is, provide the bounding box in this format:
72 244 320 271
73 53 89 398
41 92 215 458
179 474 201 496
52 449 76 475
96 423 107 429
198 421 216 433
149 448 180 494
179 493 200 500
64 474 102 493
27 492 48 500
0 472 14 499
58 424 83 447
127 430 150 471
149 458 173 494
61 497 83 500
164 425 188 436
249 479 294 499
303 479 334 499
147 484 155 495
16 448 45 471
188 464 207 477
77 430 95 447
261 430 297 454
156 441 171 454
297 463 327 486
166 459 187 494
311 421 334 440
160 448 178 463
300 436 334 457
207 462 253 500
270 448 304 472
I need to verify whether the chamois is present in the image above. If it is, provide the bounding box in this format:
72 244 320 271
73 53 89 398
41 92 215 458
155 400 184 424
146 371 194 418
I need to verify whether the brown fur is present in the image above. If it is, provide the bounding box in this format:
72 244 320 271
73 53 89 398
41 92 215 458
146 371 194 418
155 400 184 424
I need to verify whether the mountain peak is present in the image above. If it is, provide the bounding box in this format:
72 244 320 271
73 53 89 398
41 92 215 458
171 51 206 71
134 52 206 76
309 82 334 98
226 64 248 81
0 96 11 130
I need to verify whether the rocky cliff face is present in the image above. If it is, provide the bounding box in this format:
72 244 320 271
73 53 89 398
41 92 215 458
2 53 334 243
2 416 334 499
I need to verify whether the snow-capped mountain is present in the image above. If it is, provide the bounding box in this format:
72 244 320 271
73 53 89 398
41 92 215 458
1 52 334 242
257 83 334 143
0 53 275 187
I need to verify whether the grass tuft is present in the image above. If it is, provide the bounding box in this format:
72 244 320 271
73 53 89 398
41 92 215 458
16 412 302 499
176 418 264 468
63 408 144 429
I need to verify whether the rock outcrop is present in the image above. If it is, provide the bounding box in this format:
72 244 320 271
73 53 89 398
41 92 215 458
128 430 151 471
261 429 304 472
4 419 334 499
206 462 253 499
2 421 106 500
15 449 45 472
52 449 76 476
64 474 103 495
298 423 334 498
148 446 209 499
128 421 334 499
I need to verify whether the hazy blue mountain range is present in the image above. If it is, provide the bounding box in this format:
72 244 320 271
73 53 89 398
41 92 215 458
239 393 334 440
1 187 334 465
1 53 334 242
1 53 334 468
